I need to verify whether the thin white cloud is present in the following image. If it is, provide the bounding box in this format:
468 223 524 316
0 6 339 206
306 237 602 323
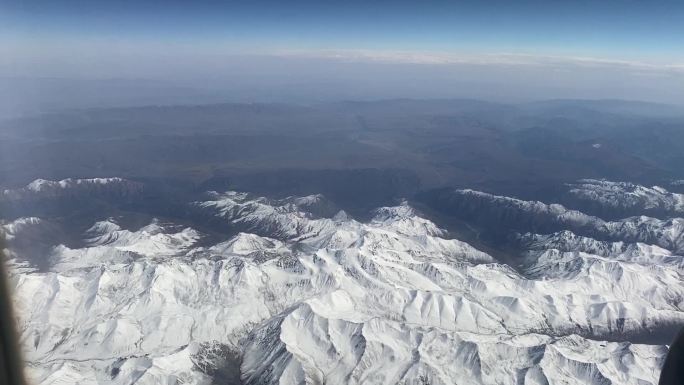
272 48 684 75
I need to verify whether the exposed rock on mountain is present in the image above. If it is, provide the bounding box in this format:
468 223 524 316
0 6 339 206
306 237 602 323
564 179 684 218
4 183 682 385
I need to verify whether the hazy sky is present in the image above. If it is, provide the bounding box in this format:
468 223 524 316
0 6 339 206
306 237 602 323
1 0 683 105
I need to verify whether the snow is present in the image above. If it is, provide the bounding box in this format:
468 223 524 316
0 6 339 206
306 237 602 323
2 177 141 201
5 186 683 385
567 179 684 214
2 217 42 240
25 178 127 192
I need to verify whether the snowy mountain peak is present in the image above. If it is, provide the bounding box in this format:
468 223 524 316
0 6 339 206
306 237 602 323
567 179 684 215
5 185 683 385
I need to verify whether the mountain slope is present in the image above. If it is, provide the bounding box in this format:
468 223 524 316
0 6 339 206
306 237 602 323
4 180 682 385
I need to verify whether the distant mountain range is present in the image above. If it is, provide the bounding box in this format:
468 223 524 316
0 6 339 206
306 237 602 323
2 99 683 202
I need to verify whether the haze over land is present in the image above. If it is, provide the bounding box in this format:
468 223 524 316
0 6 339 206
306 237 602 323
2 0 684 117
2 99 684 205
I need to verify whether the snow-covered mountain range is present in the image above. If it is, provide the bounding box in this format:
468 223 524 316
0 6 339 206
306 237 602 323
2 178 683 385
564 179 684 218
2 178 144 201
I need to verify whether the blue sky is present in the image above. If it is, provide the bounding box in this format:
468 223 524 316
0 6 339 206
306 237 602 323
2 0 683 59
1 0 683 104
